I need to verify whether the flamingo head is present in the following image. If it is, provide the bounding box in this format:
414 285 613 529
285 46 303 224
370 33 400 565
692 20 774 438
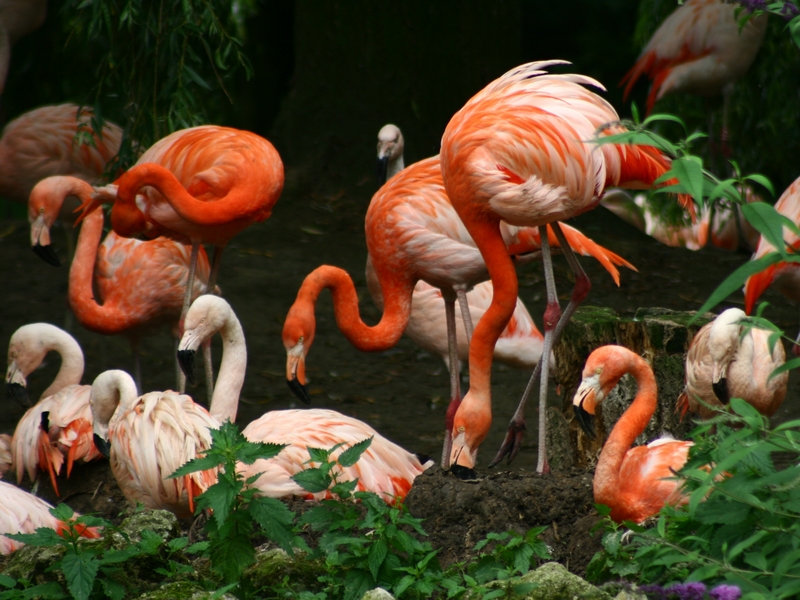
5 330 47 408
572 345 635 438
28 176 93 266
88 370 132 459
282 308 315 405
448 393 491 478
376 124 404 185
178 295 235 385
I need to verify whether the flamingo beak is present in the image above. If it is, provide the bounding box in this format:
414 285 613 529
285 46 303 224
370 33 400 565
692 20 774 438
6 363 31 407
573 378 599 439
93 433 111 459
449 428 478 480
30 215 60 266
376 155 389 185
177 349 196 385
32 244 61 266
286 352 311 405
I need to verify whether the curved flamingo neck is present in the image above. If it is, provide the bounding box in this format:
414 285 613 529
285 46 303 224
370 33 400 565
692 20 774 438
594 353 658 505
38 327 85 400
208 312 247 423
293 265 412 352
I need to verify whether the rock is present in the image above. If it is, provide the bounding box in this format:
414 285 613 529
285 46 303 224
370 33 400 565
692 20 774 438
135 580 237 599
1 543 66 581
112 509 181 546
511 561 611 599
362 588 395 600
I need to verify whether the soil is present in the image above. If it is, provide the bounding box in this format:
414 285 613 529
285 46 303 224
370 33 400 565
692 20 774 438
2 162 799 578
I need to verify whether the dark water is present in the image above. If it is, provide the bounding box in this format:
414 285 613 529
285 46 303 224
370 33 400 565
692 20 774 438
2 176 798 474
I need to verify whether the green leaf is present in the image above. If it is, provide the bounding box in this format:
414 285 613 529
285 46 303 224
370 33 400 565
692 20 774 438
368 539 388 580
337 437 373 467
169 454 220 478
201 480 239 526
344 569 374 600
744 173 775 196
742 202 790 258
789 14 800 49
237 441 286 465
5 527 65 547
249 496 299 555
61 553 99 600
0 575 15 589
690 252 784 322
307 447 330 463
292 468 333 493
99 577 126 600
210 532 256 583
51 504 75 521
668 156 704 204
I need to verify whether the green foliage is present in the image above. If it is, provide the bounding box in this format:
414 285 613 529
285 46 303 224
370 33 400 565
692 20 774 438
170 420 304 586
587 399 800 598
60 0 255 171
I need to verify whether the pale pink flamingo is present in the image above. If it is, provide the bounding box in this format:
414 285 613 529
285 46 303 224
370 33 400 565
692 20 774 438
0 434 12 477
0 0 47 98
0 480 100 555
179 294 431 502
28 176 212 390
678 308 787 420
376 123 405 183
573 344 693 523
76 125 284 325
6 323 101 494
744 177 800 349
620 0 767 154
601 188 759 252
284 153 635 467
439 60 690 474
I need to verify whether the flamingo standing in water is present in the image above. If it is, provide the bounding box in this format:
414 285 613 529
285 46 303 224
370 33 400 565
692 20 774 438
0 480 100 555
679 308 787 420
28 176 212 390
573 345 693 523
744 176 800 353
284 153 635 467
179 295 431 501
439 60 689 474
5 323 101 494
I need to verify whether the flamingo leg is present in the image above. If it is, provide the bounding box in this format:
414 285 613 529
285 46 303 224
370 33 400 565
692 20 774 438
456 287 475 342
441 294 462 468
489 223 590 472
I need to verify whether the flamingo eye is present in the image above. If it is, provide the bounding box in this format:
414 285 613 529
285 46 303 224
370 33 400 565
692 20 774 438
11 351 17 358
595 367 602 375
298 336 304 343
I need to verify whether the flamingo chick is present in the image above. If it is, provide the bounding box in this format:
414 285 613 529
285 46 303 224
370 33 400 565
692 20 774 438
0 480 100 555
573 345 693 523
179 294 431 502
679 308 787 420
6 323 101 494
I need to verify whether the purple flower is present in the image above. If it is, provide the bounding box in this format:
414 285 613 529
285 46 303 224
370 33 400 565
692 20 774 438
665 582 707 600
738 0 768 11
780 2 800 20
709 584 742 600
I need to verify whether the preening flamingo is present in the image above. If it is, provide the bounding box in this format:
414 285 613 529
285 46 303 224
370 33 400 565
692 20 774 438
284 153 634 467
601 189 759 252
89 369 220 518
620 0 767 153
179 294 431 502
573 345 693 523
1 104 121 256
0 480 100 555
439 60 689 474
29 176 212 390
744 176 800 353
0 0 47 98
679 308 787 420
76 125 284 324
6 323 100 494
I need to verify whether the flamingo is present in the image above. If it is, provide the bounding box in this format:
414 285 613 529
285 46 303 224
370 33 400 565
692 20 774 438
678 308 787 420
75 125 284 326
439 60 690 474
620 0 767 155
0 480 100 555
573 344 693 523
376 123 405 184
6 323 101 494
29 176 213 390
179 294 431 502
284 153 635 467
744 176 800 353
0 104 122 254
0 434 12 477
0 0 47 99
601 188 759 252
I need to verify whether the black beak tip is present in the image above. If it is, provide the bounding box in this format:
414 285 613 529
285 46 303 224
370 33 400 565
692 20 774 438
177 349 196 385
450 464 478 481
40 410 50 431
574 404 596 439
712 378 730 405
287 377 312 405
376 156 389 185
7 382 32 408
32 243 61 267
93 433 111 459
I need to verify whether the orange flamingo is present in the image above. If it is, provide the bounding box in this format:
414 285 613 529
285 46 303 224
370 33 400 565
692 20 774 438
284 153 635 467
679 308 787 420
179 295 431 501
573 344 693 523
744 177 800 354
6 323 101 494
0 480 100 555
76 125 284 323
0 0 47 98
1 104 121 254
29 176 212 390
439 60 689 474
